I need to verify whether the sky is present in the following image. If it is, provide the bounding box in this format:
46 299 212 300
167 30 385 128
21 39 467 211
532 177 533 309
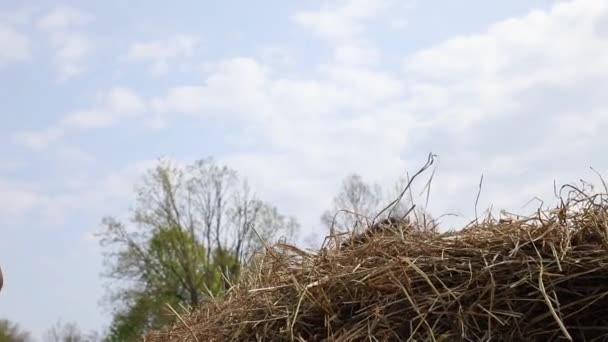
3 0 608 338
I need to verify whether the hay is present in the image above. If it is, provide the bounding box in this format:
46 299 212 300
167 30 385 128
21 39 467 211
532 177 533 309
145 189 608 341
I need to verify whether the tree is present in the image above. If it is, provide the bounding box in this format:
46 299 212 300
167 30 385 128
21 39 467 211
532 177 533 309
228 180 298 268
100 218 231 341
103 288 182 342
321 174 382 234
98 157 299 340
0 319 33 342
43 321 99 342
322 173 435 234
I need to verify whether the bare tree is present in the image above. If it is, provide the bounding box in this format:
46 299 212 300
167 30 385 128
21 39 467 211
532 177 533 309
99 157 299 340
229 180 299 263
322 173 436 234
43 321 99 342
386 175 437 231
186 158 238 268
321 174 383 234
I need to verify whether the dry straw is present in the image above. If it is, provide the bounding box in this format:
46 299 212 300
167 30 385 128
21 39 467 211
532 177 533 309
145 165 608 341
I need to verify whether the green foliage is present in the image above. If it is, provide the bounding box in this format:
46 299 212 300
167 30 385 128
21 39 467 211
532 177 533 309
0 319 32 342
101 226 238 341
146 227 206 295
210 247 240 293
104 293 177 342
98 158 299 341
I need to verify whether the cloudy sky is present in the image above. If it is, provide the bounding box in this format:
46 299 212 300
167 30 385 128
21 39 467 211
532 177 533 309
3 0 608 338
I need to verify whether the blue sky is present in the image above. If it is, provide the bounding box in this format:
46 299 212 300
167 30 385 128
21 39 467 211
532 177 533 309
4 0 608 338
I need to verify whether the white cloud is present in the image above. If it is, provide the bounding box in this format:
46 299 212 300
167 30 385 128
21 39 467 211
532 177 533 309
152 58 271 115
294 0 391 42
62 109 113 129
13 127 65 150
37 6 92 30
0 179 43 225
0 159 156 226
333 43 380 66
126 34 198 75
389 17 408 30
150 86 210 114
399 0 608 134
222 152 336 228
14 87 144 149
0 5 41 26
0 24 30 66
62 87 145 129
294 0 397 67
150 56 413 229
405 1 608 85
107 87 146 113
55 145 96 165
153 57 403 119
389 0 608 224
127 34 196 59
37 6 94 80
149 0 608 233
13 0 608 235
52 32 92 79
258 46 294 67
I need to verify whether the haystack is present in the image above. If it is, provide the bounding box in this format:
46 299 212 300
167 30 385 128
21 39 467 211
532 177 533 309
145 188 608 341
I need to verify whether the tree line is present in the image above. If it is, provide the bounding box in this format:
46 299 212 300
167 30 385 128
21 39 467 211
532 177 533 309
1 156 432 341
